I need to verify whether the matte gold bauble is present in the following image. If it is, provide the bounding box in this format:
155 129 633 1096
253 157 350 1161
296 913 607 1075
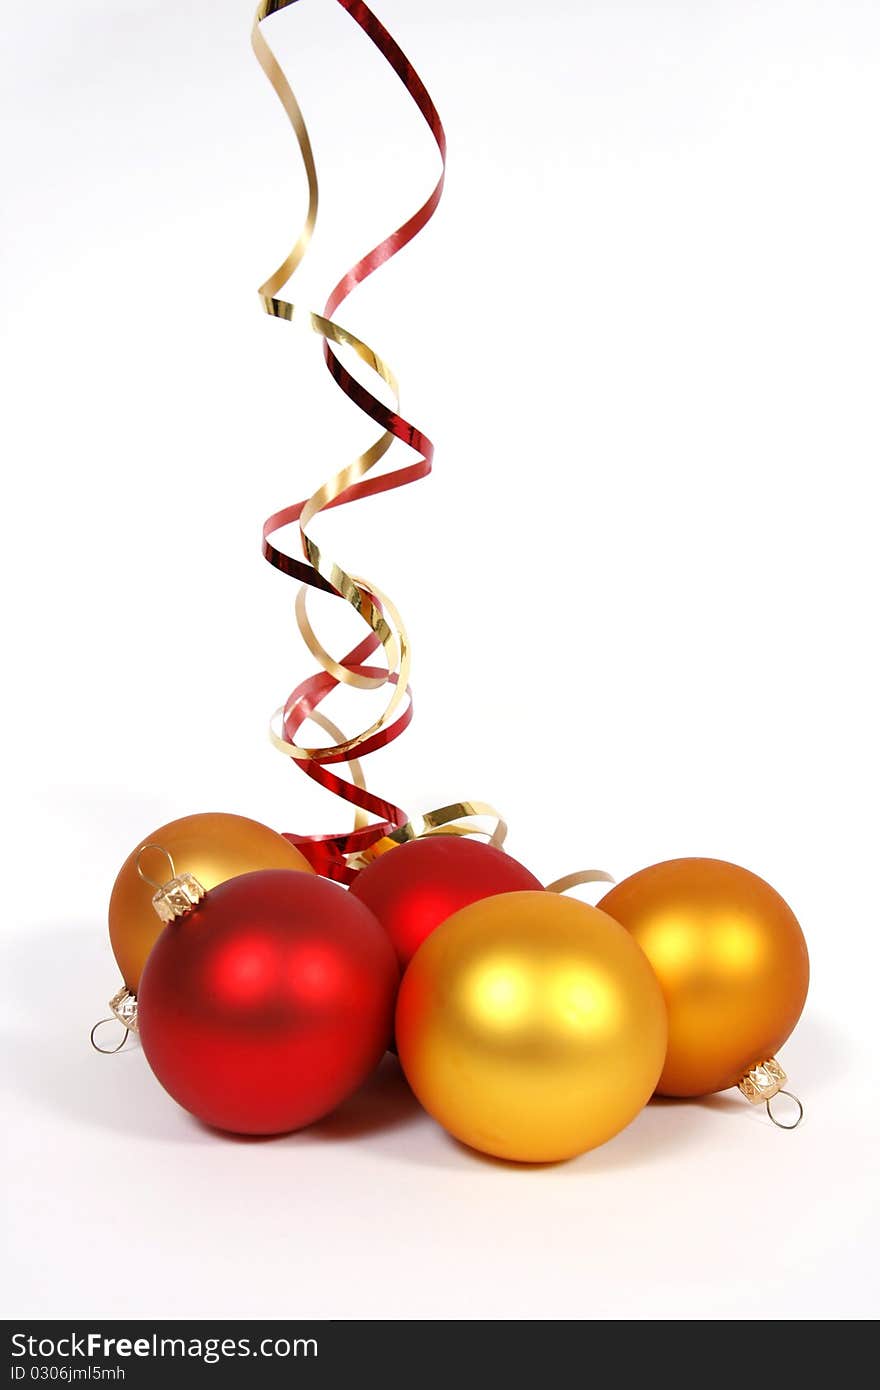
599 858 809 1098
396 891 667 1163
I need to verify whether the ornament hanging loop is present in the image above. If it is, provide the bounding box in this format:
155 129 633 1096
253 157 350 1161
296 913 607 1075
765 1090 804 1130
89 1017 132 1055
136 844 176 891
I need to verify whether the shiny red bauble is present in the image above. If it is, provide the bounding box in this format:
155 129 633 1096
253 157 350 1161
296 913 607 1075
138 869 399 1135
350 836 543 969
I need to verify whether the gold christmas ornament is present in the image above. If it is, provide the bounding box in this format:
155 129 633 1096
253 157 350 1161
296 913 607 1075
395 891 668 1163
598 858 809 1121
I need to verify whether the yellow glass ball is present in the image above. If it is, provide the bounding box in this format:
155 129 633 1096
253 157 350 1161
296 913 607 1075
599 858 809 1097
395 891 668 1163
108 812 314 993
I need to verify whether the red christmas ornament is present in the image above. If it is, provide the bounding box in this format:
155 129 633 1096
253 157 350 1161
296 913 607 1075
138 867 398 1135
350 836 543 970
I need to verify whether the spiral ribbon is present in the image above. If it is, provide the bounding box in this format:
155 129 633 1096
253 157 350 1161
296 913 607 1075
253 1 504 882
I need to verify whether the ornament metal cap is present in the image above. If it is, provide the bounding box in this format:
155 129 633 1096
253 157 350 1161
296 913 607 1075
90 985 139 1054
737 1056 804 1129
136 844 206 922
108 984 139 1033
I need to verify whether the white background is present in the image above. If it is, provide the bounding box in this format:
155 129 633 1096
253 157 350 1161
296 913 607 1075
2 0 878 1321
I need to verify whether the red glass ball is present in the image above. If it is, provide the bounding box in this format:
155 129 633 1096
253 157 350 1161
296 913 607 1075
138 869 399 1135
350 836 543 969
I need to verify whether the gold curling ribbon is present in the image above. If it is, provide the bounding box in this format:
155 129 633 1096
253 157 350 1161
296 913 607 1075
546 870 616 895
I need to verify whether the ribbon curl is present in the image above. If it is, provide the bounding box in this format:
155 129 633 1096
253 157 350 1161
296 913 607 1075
253 1 504 881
